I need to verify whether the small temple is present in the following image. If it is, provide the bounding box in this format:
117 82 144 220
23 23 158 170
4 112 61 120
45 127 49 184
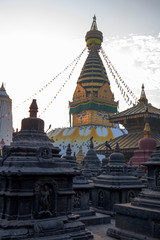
96 84 160 159
48 16 126 158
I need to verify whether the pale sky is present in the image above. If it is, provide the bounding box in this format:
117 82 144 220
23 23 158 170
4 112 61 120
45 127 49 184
0 0 160 131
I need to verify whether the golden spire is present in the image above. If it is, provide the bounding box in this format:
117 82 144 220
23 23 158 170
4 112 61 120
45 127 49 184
143 119 151 138
85 15 103 51
90 15 98 30
138 84 148 105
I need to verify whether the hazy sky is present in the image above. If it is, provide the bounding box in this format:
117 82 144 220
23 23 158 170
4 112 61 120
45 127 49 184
0 0 160 130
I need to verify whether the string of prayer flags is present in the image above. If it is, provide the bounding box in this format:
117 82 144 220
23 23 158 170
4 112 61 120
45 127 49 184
14 47 87 110
100 47 138 106
38 48 86 117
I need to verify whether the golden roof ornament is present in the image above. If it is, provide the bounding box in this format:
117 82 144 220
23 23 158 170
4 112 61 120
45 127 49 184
85 15 103 51
138 84 148 105
143 118 152 138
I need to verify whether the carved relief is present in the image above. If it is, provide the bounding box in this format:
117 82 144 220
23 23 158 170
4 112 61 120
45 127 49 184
34 180 57 219
98 191 104 207
74 192 81 208
73 84 86 101
37 147 52 159
127 190 135 202
98 82 114 100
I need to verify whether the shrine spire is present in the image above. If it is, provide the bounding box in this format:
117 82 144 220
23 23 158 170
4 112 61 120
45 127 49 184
90 15 98 30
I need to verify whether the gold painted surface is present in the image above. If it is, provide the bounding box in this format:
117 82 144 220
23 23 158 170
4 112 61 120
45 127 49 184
49 126 114 145
72 110 114 127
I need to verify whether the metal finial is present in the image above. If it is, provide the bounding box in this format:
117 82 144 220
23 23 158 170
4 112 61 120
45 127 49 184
115 143 120 152
29 99 38 118
90 136 94 149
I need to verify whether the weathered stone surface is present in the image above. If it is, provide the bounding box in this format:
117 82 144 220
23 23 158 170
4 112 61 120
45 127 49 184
0 100 93 239
81 137 101 178
92 143 144 215
107 148 160 239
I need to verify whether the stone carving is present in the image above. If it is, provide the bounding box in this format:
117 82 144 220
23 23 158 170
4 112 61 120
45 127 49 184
37 147 52 159
127 190 135 202
74 192 81 208
98 191 104 207
34 181 56 219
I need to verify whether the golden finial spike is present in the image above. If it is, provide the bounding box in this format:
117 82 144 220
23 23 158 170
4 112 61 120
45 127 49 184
138 84 148 105
143 121 151 138
90 15 98 30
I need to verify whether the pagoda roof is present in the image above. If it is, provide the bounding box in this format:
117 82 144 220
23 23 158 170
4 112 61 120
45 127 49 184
110 85 160 122
109 103 160 123
95 130 160 152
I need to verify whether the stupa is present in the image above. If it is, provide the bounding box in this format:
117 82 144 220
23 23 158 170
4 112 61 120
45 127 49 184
129 118 156 172
0 100 93 239
0 83 12 147
81 137 101 178
107 147 160 239
48 16 126 157
92 144 144 215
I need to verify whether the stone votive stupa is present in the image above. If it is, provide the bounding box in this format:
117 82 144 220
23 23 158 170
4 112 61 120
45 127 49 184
0 99 93 240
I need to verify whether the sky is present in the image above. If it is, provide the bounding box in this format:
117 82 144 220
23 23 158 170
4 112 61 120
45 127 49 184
0 0 160 131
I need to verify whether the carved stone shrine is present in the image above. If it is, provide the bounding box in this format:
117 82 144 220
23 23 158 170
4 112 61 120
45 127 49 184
107 147 160 239
92 143 144 215
0 100 93 239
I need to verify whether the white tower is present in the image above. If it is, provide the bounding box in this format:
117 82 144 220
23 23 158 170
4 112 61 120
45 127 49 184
0 83 12 147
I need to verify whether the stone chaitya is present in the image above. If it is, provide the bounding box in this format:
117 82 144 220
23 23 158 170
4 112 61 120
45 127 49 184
0 100 93 239
92 143 144 215
129 119 156 172
107 147 160 239
63 143 110 226
81 137 101 178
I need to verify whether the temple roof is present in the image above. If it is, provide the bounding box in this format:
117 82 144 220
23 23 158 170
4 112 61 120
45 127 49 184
110 85 160 122
110 104 160 122
95 130 160 152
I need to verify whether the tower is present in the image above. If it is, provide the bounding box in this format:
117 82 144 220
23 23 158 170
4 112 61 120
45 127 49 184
0 83 12 147
69 16 118 127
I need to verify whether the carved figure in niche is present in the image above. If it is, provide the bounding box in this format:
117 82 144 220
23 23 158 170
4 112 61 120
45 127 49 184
40 184 52 211
74 192 81 208
127 191 135 202
156 170 160 187
37 147 51 159
98 191 104 207
34 182 56 219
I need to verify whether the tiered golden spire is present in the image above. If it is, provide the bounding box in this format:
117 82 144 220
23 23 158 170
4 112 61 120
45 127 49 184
138 84 148 105
143 118 152 138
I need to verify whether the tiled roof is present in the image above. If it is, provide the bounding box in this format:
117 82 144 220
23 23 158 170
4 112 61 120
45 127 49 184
95 131 160 152
109 104 160 122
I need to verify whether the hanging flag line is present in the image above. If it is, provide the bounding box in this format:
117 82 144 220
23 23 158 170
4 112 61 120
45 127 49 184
100 47 138 106
14 48 86 110
38 47 87 117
